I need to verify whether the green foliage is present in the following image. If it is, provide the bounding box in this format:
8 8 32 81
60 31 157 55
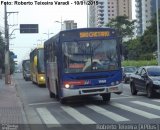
123 10 160 60
10 51 15 74
122 60 158 67
106 16 136 40
0 31 16 74
107 12 160 61
0 32 5 72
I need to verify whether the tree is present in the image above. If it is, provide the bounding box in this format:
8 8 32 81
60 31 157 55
0 31 5 73
10 51 16 74
123 10 160 60
0 31 16 74
106 16 136 41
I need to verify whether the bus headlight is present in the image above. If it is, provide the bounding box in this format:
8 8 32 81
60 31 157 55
40 76 44 80
65 84 70 88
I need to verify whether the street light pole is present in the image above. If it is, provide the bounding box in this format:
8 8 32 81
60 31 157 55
87 4 89 28
37 38 46 46
156 0 160 65
55 17 63 31
43 30 54 39
60 17 62 31
4 5 10 84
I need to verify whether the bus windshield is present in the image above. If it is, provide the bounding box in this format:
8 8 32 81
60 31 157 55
38 49 45 73
24 61 30 71
62 39 119 73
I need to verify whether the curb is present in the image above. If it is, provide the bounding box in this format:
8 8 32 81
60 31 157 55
13 77 31 130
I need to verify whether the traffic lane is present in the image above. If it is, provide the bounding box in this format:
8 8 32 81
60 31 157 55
14 72 132 105
31 96 160 125
14 73 160 129
123 82 160 99
15 72 157 105
14 73 53 104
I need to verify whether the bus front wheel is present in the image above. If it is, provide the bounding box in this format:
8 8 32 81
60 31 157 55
60 98 67 104
101 93 111 102
49 91 55 98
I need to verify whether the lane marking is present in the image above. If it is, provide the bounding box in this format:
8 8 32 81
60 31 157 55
132 101 160 110
28 96 134 106
152 100 160 103
120 93 132 96
61 106 96 124
111 102 160 119
86 105 130 122
29 101 59 106
36 107 61 128
111 96 135 100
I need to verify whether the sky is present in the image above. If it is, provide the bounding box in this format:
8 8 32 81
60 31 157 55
0 0 88 64
0 0 135 65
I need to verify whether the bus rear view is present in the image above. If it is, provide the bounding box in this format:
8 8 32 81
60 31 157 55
44 28 123 103
22 59 31 81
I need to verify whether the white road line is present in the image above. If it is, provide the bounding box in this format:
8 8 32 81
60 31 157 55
29 101 58 106
86 105 130 122
61 106 96 124
111 96 135 100
120 93 131 96
36 107 61 128
111 102 160 119
132 101 160 110
152 100 160 103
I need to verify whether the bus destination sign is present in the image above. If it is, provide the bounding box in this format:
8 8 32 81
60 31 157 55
80 31 111 38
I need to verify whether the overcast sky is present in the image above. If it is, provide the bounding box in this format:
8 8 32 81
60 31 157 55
0 0 87 64
0 0 135 65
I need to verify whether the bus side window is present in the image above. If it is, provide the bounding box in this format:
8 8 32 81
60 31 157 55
52 41 56 62
49 44 52 62
51 43 53 62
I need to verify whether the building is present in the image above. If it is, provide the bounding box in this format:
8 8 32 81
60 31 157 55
135 0 152 35
151 0 160 17
88 0 132 27
62 20 77 30
89 0 108 27
108 0 132 21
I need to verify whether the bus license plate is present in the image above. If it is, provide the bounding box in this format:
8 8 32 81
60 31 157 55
108 87 119 92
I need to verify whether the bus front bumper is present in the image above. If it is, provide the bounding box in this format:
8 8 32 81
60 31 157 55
62 83 123 98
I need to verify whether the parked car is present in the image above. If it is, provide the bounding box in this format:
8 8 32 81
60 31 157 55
130 66 160 98
122 66 137 83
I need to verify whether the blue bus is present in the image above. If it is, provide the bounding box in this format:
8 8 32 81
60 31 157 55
44 28 123 103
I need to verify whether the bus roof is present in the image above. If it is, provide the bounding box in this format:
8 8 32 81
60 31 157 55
44 27 118 45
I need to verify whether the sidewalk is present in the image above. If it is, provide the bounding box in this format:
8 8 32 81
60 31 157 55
0 76 28 126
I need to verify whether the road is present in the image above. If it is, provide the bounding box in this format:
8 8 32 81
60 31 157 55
14 73 160 130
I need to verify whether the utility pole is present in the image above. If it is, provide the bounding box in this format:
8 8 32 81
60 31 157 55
55 17 63 31
157 0 160 65
4 5 10 84
4 5 18 84
43 30 54 39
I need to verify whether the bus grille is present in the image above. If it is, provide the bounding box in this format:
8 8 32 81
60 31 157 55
82 88 105 93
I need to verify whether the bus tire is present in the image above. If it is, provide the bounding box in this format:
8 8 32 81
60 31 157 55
55 80 60 100
60 98 67 104
36 76 39 86
49 91 55 98
101 93 111 102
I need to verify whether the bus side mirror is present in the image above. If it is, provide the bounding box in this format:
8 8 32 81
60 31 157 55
34 56 37 66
